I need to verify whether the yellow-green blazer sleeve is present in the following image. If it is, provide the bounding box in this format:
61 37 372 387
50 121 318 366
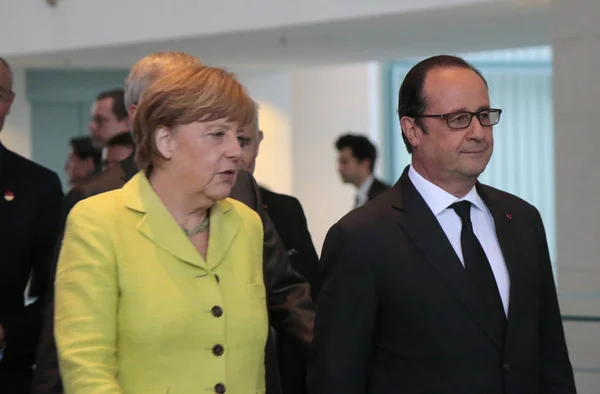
54 200 122 394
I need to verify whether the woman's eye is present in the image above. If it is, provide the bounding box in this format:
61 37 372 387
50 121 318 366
238 136 251 147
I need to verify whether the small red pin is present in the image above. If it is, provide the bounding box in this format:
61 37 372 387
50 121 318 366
506 213 512 219
4 190 14 202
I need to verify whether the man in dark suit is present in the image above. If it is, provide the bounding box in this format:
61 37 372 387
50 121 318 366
334 134 389 208
32 52 314 394
238 127 319 299
0 57 63 394
309 55 575 394
238 122 320 394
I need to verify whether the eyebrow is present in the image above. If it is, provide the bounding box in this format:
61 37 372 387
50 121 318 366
447 105 492 113
207 122 234 131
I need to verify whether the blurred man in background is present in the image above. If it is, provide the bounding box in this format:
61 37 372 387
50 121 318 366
64 136 102 188
335 133 389 208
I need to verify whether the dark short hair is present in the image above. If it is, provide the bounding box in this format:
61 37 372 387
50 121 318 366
397 55 487 153
335 133 377 173
96 88 128 121
106 131 134 149
69 136 102 168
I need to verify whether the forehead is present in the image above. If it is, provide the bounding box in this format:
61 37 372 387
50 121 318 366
203 118 240 129
92 97 114 115
422 67 490 112
338 147 355 159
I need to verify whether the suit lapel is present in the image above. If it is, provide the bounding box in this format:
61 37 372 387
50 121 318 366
0 149 19 228
477 184 521 336
394 170 503 348
123 172 207 270
0 150 10 229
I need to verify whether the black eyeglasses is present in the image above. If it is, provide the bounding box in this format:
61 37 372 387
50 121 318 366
415 108 502 130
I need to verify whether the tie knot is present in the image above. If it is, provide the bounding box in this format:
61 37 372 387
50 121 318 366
450 200 472 223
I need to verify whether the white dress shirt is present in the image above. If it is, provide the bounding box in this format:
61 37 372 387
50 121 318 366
408 165 510 315
355 175 374 208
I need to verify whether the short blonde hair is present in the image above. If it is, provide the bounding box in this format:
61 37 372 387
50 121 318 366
124 51 201 108
133 65 257 171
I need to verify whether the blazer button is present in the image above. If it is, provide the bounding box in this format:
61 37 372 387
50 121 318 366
211 306 223 317
503 362 511 372
212 344 224 356
214 383 226 393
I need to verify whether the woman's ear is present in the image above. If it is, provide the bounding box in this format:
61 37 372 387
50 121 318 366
155 126 174 160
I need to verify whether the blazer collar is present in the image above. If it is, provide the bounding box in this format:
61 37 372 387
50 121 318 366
122 171 240 271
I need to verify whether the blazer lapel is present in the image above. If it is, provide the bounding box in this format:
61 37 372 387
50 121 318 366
123 172 207 270
394 169 503 348
205 199 240 271
0 149 19 228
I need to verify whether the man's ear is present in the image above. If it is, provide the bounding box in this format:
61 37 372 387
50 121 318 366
127 104 137 124
400 116 421 151
5 90 14 115
258 130 264 144
84 157 96 173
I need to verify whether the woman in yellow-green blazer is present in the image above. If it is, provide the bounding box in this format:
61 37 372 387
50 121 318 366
55 65 268 394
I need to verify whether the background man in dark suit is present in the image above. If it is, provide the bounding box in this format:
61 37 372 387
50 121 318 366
238 124 319 300
32 51 314 394
238 117 320 394
310 55 575 394
334 133 389 208
0 57 63 394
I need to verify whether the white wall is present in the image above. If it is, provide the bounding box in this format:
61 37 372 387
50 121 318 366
1 68 31 157
238 63 384 253
552 0 600 391
242 71 293 195
289 62 384 253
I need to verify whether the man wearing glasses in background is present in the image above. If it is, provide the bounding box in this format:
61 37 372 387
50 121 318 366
88 89 130 148
309 55 576 394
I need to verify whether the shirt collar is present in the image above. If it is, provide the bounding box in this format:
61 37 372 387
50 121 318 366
357 175 374 200
408 165 487 216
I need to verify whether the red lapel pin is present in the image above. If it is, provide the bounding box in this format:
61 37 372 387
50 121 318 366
4 190 14 202
506 213 512 219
